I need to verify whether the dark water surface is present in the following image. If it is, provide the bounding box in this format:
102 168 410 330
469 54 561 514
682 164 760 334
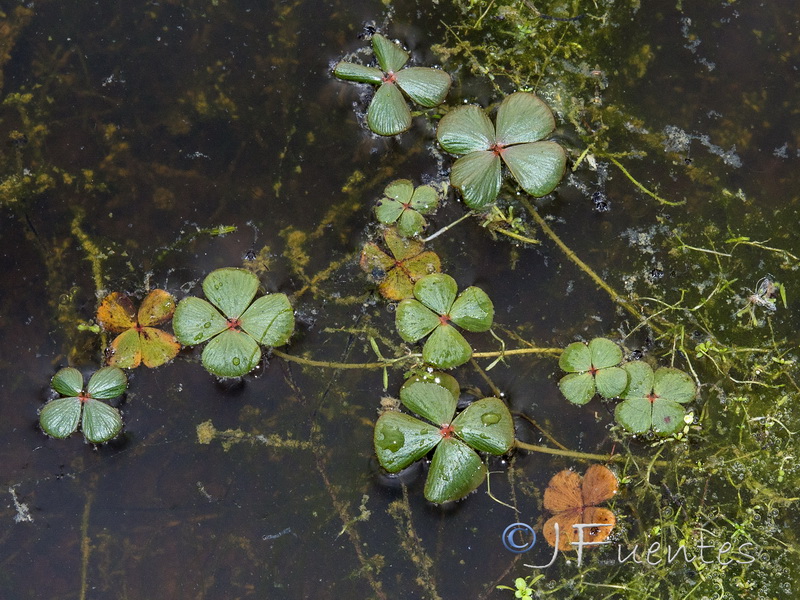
1 1 798 598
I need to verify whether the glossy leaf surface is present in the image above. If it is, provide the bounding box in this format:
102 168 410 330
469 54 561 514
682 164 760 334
395 299 439 342
39 396 82 438
495 92 556 145
452 397 514 454
501 141 567 197
203 268 259 319
424 437 486 503
399 379 457 426
82 398 123 443
367 83 411 136
86 366 127 400
201 329 261 378
449 286 494 332
449 151 501 209
173 297 228 346
374 411 440 472
422 323 472 369
414 273 457 316
137 289 177 326
333 62 383 84
437 105 494 154
240 294 295 347
51 367 84 397
395 67 451 107
371 33 408 73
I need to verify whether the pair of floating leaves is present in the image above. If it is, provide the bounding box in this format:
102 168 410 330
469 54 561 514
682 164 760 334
360 228 441 300
558 338 627 405
436 92 567 209
374 179 438 237
334 33 452 136
96 289 180 368
40 367 126 443
374 372 515 503
615 361 695 436
543 465 617 551
396 273 494 368
172 268 295 378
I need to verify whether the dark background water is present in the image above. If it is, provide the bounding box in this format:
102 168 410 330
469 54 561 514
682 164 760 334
1 0 798 598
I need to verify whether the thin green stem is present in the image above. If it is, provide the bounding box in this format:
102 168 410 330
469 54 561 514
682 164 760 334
607 156 685 206
514 440 626 463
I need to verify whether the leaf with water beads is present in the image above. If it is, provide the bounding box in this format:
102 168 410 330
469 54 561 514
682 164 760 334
425 437 487 504
374 411 441 472
172 268 295 377
173 297 228 345
202 268 259 319
452 397 515 455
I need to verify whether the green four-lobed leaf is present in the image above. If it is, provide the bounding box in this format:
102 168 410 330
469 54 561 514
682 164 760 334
614 361 696 436
334 33 452 136
40 366 126 443
373 374 514 503
557 338 627 405
436 92 567 208
173 268 295 378
374 179 439 237
396 273 494 369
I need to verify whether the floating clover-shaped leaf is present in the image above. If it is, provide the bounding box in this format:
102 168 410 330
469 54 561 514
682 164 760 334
373 374 514 503
360 227 441 300
96 289 181 368
436 92 567 208
333 33 452 136
172 268 295 378
40 366 126 443
543 465 617 551
558 338 628 405
395 274 494 368
615 361 696 436
374 179 438 237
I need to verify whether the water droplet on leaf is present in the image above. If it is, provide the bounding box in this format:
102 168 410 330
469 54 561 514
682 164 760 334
378 427 404 452
232 357 240 366
481 412 501 425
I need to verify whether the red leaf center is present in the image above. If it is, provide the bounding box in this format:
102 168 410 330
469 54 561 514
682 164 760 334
78 391 91 404
489 142 507 156
647 392 659 403
382 71 397 84
438 314 451 326
439 424 455 438
227 318 242 331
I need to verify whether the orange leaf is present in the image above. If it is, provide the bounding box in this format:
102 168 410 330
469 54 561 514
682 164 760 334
139 327 181 368
97 293 137 332
138 289 177 327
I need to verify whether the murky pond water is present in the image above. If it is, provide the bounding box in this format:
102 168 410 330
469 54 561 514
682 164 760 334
1 1 798 598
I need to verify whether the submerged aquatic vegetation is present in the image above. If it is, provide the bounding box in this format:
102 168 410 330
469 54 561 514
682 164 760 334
334 33 452 136
360 227 441 300
374 179 439 237
615 361 696 436
173 268 295 378
373 373 514 503
395 273 494 368
436 92 567 208
96 289 180 368
39 366 126 443
542 464 618 551
558 337 627 405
